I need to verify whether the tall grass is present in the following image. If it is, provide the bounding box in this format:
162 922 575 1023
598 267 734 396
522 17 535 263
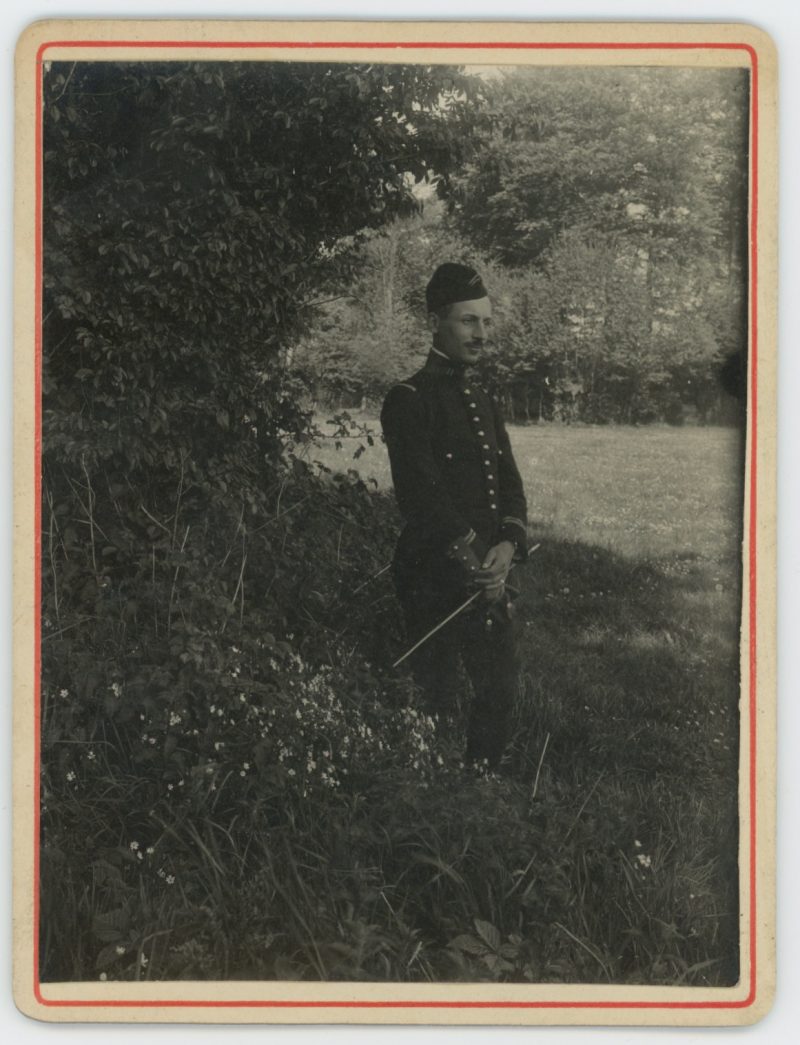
40 423 743 986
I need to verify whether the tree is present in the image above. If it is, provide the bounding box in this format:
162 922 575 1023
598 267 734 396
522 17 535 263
445 66 749 423
39 58 485 742
43 61 481 476
291 202 490 406
451 66 748 267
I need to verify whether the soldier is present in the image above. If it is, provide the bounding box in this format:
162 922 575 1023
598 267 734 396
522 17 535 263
381 263 528 770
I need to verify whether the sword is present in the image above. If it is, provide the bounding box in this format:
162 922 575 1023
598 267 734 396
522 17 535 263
391 542 541 668
392 590 481 668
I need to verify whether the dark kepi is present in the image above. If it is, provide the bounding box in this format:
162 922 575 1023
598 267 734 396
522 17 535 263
425 263 488 313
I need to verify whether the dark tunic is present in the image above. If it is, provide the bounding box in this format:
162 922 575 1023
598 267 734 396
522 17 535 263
380 351 528 576
380 351 529 768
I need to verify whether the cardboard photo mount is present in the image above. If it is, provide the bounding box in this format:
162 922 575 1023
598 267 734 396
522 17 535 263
13 18 778 1026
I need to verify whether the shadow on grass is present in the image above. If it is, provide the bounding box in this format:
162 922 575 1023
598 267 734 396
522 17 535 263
368 527 742 987
509 534 741 783
487 533 743 988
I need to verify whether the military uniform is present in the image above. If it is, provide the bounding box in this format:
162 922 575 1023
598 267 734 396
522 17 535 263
381 348 528 767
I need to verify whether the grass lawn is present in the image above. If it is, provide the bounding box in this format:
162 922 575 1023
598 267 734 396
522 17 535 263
305 421 744 985
309 420 743 562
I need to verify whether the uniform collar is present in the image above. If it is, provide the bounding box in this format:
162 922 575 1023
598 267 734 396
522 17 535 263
423 348 468 379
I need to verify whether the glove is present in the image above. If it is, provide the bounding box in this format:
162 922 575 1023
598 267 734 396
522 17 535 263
474 540 516 603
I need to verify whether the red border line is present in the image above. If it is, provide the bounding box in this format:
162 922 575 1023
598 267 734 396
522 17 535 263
747 29 759 1007
36 39 758 55
32 37 759 1013
28 998 758 1010
33 47 44 998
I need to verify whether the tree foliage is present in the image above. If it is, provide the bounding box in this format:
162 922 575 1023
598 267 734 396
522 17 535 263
451 66 748 269
43 60 480 477
41 57 482 651
298 66 749 425
292 202 484 405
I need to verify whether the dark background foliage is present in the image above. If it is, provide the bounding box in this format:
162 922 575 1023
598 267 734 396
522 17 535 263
43 60 480 475
294 66 749 425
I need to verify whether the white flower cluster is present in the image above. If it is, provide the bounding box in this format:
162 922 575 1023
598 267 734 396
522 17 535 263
633 839 653 871
209 652 441 797
124 642 441 806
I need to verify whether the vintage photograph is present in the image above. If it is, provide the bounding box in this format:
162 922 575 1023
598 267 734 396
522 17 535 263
13 18 777 1027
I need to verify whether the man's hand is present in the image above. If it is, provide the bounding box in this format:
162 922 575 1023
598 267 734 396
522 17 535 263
473 540 515 603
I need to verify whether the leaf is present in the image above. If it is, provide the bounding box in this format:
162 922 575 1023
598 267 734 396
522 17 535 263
91 859 123 888
410 854 466 888
474 918 502 953
92 905 130 943
96 942 127 971
449 934 486 956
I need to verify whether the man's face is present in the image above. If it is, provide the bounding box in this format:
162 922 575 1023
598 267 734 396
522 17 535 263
430 297 493 366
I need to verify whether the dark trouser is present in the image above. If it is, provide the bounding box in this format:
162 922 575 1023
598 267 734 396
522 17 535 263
394 563 518 768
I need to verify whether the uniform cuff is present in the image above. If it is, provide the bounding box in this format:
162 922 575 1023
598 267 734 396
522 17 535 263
447 529 481 574
499 517 528 561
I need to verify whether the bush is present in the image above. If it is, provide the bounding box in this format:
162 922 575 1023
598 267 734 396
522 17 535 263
39 447 421 979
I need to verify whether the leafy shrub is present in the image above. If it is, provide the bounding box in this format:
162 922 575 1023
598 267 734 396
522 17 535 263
39 438 416 977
